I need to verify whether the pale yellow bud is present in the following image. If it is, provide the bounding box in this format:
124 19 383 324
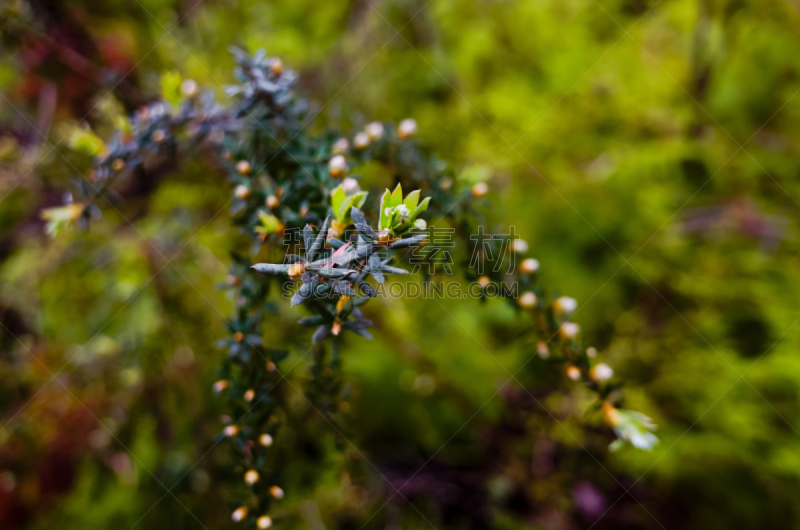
257 516 273 529
244 470 260 485
266 195 279 209
243 389 255 402
477 276 490 288
259 433 273 447
213 380 229 393
234 185 250 199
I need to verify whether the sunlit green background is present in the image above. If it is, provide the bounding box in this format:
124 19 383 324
2 0 800 528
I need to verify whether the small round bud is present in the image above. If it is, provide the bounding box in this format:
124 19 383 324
223 425 240 437
566 366 581 381
519 258 540 274
269 485 284 499
266 361 277 373
365 121 384 140
586 346 598 358
413 218 427 230
112 158 126 172
590 363 613 382
511 239 529 254
236 160 251 175
287 263 305 278
331 321 342 336
553 296 578 317
181 79 198 98
353 132 370 150
243 389 255 402
232 506 248 522
341 177 359 193
151 129 166 143
332 138 349 155
471 182 489 197
257 516 273 529
328 155 347 178
537 341 549 358
439 177 453 190
233 332 245 342
234 185 250 199
259 433 273 447
559 322 580 341
266 195 279 209
397 118 417 139
244 470 260 485
518 291 537 309
213 380 229 393
477 276 490 288
270 58 283 76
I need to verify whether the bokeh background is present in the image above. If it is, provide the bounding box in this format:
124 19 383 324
2 0 800 528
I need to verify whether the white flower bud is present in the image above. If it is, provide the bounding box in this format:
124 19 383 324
365 121 384 140
553 296 578 317
413 219 427 230
341 177 359 193
520 258 539 274
472 182 488 197
559 322 580 341
353 132 370 150
518 291 537 309
257 516 273 529
244 470 260 485
395 204 411 223
566 366 581 381
232 506 248 522
328 155 347 178
181 79 198 98
591 363 613 381
511 239 528 253
332 138 349 154
397 118 417 139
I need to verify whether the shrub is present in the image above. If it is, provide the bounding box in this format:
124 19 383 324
40 48 657 527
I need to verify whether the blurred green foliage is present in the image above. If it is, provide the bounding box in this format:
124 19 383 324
3 0 800 529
